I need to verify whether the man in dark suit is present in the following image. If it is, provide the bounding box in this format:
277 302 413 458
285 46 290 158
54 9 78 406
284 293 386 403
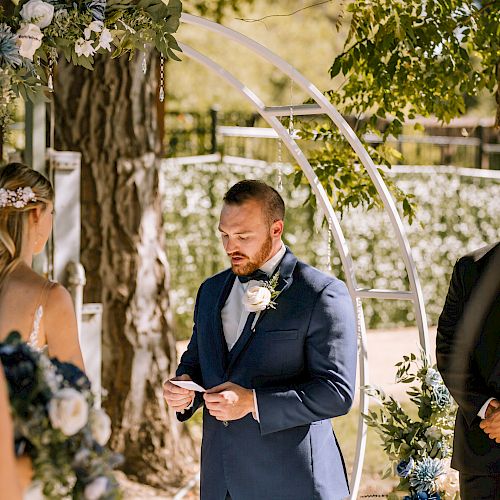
436 242 500 499
163 180 357 500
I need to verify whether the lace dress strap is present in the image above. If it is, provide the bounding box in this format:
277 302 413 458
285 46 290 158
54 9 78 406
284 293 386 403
28 281 54 350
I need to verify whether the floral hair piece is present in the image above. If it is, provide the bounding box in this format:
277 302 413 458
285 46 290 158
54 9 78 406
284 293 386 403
0 187 37 208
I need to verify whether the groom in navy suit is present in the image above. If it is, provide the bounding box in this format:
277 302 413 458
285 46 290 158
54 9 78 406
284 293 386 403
164 180 357 500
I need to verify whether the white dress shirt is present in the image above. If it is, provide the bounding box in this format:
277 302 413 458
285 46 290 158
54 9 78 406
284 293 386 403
221 242 286 421
221 242 286 350
478 397 495 419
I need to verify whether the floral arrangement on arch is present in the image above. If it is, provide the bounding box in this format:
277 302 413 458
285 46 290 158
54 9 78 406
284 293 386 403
0 0 182 131
363 351 460 500
0 331 122 499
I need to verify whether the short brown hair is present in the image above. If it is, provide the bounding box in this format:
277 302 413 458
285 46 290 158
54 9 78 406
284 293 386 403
223 180 285 224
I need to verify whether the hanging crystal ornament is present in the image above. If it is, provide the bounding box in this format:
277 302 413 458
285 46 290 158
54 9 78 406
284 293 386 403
142 44 148 74
288 80 295 136
326 217 333 272
159 54 165 102
48 56 54 92
276 136 283 191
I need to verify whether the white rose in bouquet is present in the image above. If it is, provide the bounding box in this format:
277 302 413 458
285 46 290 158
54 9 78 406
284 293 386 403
243 285 272 312
84 477 108 500
90 408 112 446
23 481 44 500
16 23 43 60
49 388 89 436
435 460 460 495
20 0 54 28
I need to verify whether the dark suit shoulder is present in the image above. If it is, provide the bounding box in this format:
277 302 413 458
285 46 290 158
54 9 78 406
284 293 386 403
295 260 347 295
455 241 500 283
459 241 499 268
200 268 232 289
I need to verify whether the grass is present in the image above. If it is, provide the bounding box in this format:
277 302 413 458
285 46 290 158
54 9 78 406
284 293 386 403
334 408 398 496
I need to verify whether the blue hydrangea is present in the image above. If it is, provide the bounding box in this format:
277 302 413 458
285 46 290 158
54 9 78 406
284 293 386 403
432 385 452 409
397 457 415 478
404 493 441 500
0 24 22 68
84 0 106 21
409 457 444 493
425 368 442 388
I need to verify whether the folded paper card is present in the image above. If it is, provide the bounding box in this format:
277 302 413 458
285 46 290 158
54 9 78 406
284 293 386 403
170 380 206 392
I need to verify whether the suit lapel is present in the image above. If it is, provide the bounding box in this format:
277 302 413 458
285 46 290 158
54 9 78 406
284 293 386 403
213 271 235 370
249 247 297 331
226 247 298 373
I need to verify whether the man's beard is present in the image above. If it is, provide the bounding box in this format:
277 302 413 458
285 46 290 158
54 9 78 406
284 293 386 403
230 235 273 276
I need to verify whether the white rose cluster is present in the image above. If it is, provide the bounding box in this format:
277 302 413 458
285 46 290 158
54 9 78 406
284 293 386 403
20 0 54 28
48 388 89 436
16 0 54 60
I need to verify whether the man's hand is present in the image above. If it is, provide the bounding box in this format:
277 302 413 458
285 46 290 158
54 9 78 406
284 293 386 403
480 399 500 443
163 374 195 413
204 382 254 422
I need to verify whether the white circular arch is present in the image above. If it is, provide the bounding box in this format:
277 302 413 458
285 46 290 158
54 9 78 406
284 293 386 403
178 13 430 498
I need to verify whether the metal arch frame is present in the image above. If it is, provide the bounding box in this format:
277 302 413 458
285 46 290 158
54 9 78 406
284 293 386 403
179 13 430 498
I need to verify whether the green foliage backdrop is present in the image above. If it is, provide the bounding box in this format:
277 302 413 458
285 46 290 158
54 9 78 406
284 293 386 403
161 162 500 340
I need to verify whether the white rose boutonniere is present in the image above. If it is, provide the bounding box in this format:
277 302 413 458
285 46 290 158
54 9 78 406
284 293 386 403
20 0 54 29
16 23 43 60
48 387 89 436
243 272 281 312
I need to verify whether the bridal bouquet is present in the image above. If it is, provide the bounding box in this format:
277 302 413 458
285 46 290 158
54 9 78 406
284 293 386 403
363 352 459 500
0 331 122 500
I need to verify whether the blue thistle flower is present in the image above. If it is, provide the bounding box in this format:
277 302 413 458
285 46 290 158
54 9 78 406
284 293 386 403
0 24 22 68
397 457 415 478
409 457 444 492
432 385 452 409
84 0 106 21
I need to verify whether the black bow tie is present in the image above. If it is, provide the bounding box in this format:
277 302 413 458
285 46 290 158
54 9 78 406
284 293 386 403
237 269 269 283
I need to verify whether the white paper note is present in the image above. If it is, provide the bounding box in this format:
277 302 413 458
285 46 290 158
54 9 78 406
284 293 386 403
170 380 206 392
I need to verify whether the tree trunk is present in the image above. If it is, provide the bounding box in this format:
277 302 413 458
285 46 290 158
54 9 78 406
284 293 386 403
53 54 196 486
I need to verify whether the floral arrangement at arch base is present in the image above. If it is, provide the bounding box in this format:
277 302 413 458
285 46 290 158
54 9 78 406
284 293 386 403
363 352 460 500
0 331 122 499
0 0 182 133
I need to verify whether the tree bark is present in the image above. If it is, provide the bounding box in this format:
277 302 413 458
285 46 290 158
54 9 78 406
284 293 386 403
53 54 196 486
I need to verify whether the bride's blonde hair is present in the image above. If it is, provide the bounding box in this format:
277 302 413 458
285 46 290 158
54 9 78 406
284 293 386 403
0 163 54 284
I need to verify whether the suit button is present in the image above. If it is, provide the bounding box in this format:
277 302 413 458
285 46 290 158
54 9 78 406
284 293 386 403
223 420 229 427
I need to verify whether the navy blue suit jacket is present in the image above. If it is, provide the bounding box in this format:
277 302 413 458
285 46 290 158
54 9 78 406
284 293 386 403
176 248 357 500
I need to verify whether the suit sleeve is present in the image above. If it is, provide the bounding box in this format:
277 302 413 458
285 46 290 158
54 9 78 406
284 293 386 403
255 280 357 436
175 286 205 421
436 257 492 426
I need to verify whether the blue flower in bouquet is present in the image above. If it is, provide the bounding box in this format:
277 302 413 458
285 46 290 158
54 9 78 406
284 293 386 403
432 385 452 409
397 457 414 478
425 368 442 388
403 493 441 500
0 332 41 406
409 457 445 492
0 24 23 68
52 358 91 392
84 0 106 21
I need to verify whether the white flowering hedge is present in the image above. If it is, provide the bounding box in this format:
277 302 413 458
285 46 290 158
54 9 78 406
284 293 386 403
161 160 500 338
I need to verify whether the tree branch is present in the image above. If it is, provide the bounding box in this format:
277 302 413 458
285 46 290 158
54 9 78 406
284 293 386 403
236 0 333 23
